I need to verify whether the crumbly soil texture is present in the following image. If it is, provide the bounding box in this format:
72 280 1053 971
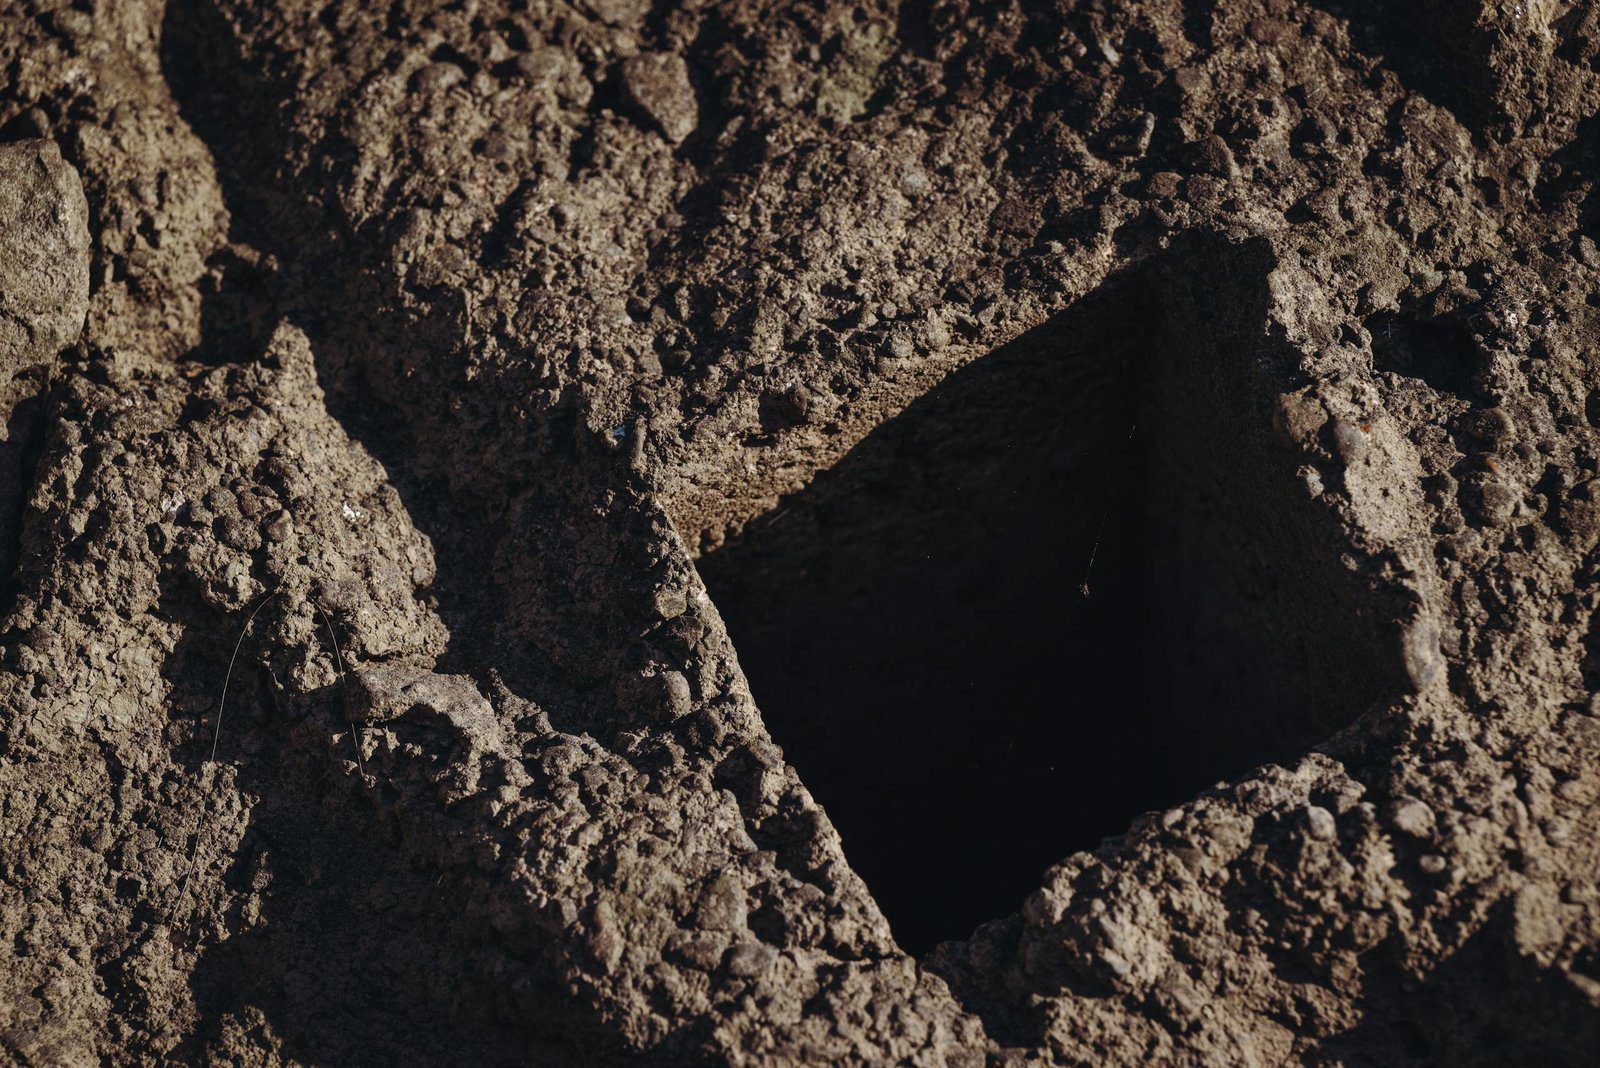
3 1 1600 1065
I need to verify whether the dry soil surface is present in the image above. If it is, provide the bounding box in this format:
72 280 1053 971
3 1 1600 1065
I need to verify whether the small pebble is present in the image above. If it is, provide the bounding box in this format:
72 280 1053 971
665 930 724 971
1022 886 1069 927
589 0 651 26
411 61 465 94
651 585 687 620
899 167 931 197
1196 134 1239 179
1328 417 1369 464
724 941 777 979
1146 171 1183 199
1171 67 1203 97
263 510 292 543
1303 805 1337 841
511 48 558 86
1401 618 1445 692
696 872 747 931
1390 798 1436 838
19 106 49 138
919 317 951 351
653 670 693 723
882 333 915 361
765 384 814 426
1469 480 1518 526
1459 406 1513 446
215 514 261 552
1248 18 1286 44
1098 949 1131 980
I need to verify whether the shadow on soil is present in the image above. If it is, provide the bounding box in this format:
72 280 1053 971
1314 905 1600 1067
699 242 1409 953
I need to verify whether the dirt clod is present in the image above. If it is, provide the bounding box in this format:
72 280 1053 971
619 52 697 144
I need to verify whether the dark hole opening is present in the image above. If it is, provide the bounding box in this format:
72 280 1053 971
699 251 1405 954
1368 310 1479 398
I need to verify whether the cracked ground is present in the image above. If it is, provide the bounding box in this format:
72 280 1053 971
3 0 1600 1064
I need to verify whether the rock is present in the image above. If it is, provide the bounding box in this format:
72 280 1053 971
588 900 625 973
511 47 559 86
1273 388 1324 447
215 513 262 552
349 663 496 737
1559 479 1600 548
1390 798 1436 838
589 0 651 27
656 670 694 722
899 166 931 197
1195 134 1239 179
882 333 915 361
617 667 695 723
694 870 747 931
1401 618 1445 692
1468 479 1519 526
1303 805 1337 841
1459 406 1513 446
918 316 951 351
664 929 725 971
1328 417 1369 464
410 61 465 94
620 52 697 143
263 510 293 542
651 584 688 620
0 139 90 379
723 941 777 978
764 383 814 427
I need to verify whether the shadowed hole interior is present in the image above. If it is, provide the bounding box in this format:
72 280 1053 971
1367 309 1479 398
698 242 1409 954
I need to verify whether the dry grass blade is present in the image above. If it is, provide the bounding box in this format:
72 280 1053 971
181 585 367 926
312 598 367 777
212 586 284 763
178 583 282 924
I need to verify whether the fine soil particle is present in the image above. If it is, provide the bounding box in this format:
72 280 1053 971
3 1 1600 1065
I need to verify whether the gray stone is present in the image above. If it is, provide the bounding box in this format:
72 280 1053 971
1303 805 1337 841
1401 618 1446 692
0 139 90 379
1390 798 1436 838
723 941 777 979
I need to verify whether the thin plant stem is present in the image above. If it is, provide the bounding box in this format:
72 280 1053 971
212 586 283 763
313 599 366 777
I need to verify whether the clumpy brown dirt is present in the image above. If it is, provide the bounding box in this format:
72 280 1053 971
3 0 1600 1064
